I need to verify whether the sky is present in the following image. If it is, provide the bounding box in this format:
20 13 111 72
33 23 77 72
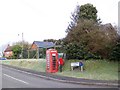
0 0 119 54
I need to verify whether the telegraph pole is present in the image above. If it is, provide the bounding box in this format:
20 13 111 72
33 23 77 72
21 33 24 59
27 49 30 59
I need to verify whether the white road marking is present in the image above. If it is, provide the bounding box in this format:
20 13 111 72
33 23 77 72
3 66 49 79
3 66 69 82
3 73 29 85
2 65 118 86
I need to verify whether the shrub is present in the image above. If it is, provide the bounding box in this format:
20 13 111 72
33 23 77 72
110 43 120 61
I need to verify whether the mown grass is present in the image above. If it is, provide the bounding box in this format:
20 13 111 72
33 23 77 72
2 59 46 72
2 59 119 80
57 59 119 80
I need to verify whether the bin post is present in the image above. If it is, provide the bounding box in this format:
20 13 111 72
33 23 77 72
81 66 83 72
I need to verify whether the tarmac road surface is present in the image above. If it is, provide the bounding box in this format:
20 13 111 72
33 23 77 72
1 65 116 88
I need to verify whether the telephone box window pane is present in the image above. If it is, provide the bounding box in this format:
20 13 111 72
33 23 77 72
52 56 56 70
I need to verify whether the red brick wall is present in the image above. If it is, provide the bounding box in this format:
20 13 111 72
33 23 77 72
31 44 37 50
4 51 13 57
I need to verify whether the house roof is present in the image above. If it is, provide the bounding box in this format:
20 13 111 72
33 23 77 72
4 45 12 52
33 41 55 48
101 23 114 31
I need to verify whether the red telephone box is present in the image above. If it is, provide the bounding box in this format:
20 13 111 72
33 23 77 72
46 49 59 73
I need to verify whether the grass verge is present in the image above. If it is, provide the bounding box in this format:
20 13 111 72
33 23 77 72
57 60 119 80
2 59 119 80
2 59 46 72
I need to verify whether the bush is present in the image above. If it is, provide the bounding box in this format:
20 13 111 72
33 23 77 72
65 43 103 60
110 43 120 61
84 53 94 60
65 43 85 60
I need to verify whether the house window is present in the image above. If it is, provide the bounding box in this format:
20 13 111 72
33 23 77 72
6 52 10 55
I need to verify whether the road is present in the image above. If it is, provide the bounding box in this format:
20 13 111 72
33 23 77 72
1 65 114 88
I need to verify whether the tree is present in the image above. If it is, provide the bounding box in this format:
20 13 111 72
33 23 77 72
64 3 119 60
13 41 31 59
64 43 86 60
110 42 120 61
44 39 57 43
66 3 100 33
13 41 31 50
66 4 80 32
65 19 118 59
80 3 98 21
12 45 22 59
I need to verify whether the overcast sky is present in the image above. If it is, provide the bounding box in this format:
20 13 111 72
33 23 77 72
0 0 119 53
